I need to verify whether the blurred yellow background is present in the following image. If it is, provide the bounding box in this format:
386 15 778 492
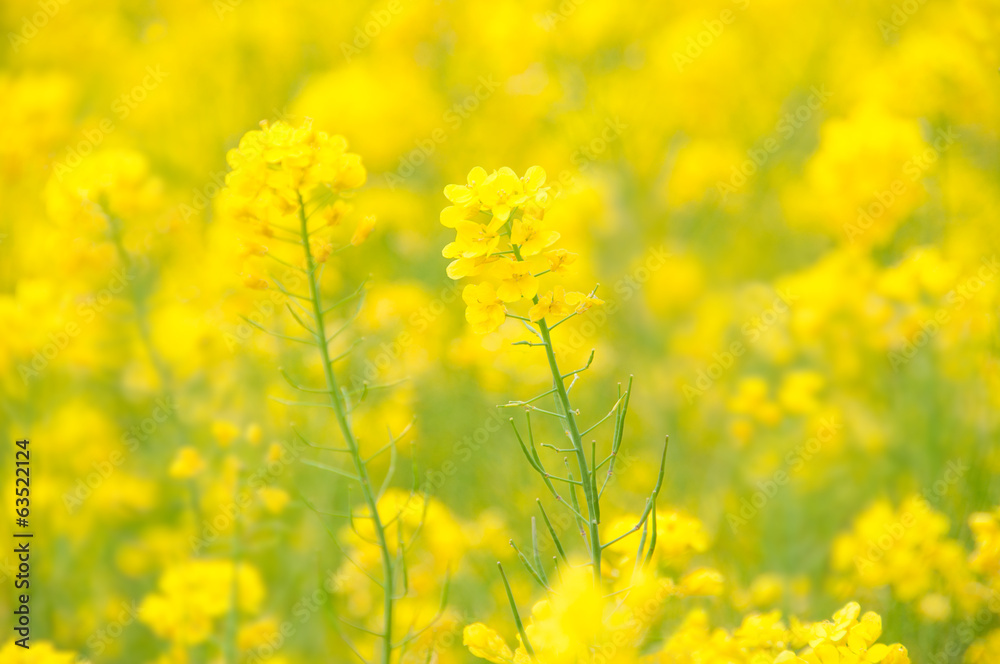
2 0 1000 662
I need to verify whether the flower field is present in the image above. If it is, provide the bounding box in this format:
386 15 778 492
2 0 999 662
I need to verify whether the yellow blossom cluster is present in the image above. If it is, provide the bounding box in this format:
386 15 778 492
219 118 371 288
660 602 910 664
3 0 999 662
0 641 85 664
138 559 265 646
441 166 603 334
969 506 1000 582
464 566 673 664
831 495 985 621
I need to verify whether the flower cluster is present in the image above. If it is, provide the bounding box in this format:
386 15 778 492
775 602 910 664
830 495 983 621
966 628 1000 664
969 505 1000 581
138 559 265 647
441 166 602 334
5 0 1000 661
220 118 371 288
464 566 670 664
659 602 910 664
0 641 85 664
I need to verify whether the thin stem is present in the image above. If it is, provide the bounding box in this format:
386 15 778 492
298 192 395 664
510 240 602 584
536 316 602 583
105 210 172 389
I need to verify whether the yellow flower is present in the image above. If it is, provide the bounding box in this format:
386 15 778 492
241 273 268 290
528 286 601 322
443 221 503 259
510 216 560 256
0 640 83 663
446 255 502 280
211 420 240 446
882 645 910 664
221 119 367 284
245 423 263 445
237 617 280 651
238 240 268 258
810 602 861 648
565 290 604 314
463 283 506 334
544 248 578 274
846 611 882 651
316 199 352 226
310 236 334 262
441 164 599 336
521 165 547 198
463 623 514 663
258 487 290 514
444 166 489 207
168 447 205 479
140 560 264 647
350 215 376 246
528 285 572 322
440 202 480 228
678 567 725 596
493 259 539 302
478 167 525 221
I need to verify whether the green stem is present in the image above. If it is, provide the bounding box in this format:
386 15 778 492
537 318 602 583
509 241 602 583
298 194 395 664
106 211 173 390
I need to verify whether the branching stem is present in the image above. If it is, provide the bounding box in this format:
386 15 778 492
298 192 395 664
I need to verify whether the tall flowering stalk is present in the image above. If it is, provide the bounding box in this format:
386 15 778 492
221 119 440 664
440 165 669 655
441 167 914 664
